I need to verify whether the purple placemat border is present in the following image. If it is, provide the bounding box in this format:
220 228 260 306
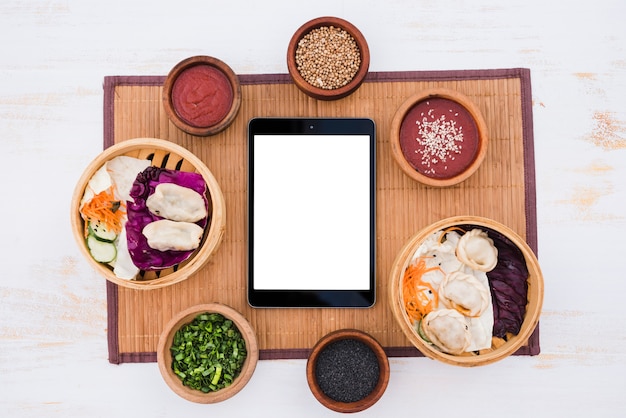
103 68 538 364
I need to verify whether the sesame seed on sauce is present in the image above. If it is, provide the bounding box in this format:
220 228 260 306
399 97 479 180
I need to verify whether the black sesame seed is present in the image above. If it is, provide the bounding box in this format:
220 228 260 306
314 338 380 403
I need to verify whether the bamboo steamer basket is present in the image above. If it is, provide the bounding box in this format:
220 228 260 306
70 138 226 290
389 216 544 367
157 303 258 403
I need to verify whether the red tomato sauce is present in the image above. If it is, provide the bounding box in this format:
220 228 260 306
171 64 233 128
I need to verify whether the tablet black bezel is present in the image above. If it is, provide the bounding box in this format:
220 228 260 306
247 117 376 308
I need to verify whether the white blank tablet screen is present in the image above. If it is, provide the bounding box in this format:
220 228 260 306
252 134 371 290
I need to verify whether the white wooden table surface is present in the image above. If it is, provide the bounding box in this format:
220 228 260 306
1 1 625 416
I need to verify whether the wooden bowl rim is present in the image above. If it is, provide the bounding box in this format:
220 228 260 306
162 55 242 136
70 137 226 290
306 328 390 413
156 303 259 404
389 87 489 187
287 16 370 101
388 216 544 367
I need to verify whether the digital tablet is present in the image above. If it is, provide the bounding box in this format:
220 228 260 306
247 118 376 308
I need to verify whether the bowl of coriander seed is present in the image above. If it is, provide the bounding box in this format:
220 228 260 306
287 16 370 101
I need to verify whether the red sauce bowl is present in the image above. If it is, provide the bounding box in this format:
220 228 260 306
163 56 241 136
390 88 488 187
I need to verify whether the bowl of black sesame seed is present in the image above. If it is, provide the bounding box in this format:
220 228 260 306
287 16 370 101
390 88 489 187
306 329 390 413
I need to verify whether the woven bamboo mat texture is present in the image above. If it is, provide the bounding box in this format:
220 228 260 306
103 69 539 364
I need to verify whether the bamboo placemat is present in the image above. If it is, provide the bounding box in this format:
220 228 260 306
103 68 539 364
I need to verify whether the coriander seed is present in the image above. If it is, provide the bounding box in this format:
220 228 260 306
295 26 361 90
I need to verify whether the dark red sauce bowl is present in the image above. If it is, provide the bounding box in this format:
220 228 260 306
163 56 241 136
390 88 488 187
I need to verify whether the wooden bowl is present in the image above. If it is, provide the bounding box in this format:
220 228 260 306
390 88 488 187
287 16 370 101
306 329 389 413
163 55 241 136
389 216 544 367
157 303 258 403
70 137 226 290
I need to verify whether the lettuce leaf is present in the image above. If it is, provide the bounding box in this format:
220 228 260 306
125 166 210 271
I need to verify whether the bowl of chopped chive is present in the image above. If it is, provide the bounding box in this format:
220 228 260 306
157 303 258 403
306 329 390 413
390 88 489 187
287 16 370 101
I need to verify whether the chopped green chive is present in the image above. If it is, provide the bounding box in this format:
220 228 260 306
170 313 247 393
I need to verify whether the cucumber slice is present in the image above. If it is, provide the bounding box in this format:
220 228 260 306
416 320 432 343
88 220 117 242
87 234 117 263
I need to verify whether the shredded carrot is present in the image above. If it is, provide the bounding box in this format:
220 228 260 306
402 258 442 322
438 226 466 244
80 186 126 237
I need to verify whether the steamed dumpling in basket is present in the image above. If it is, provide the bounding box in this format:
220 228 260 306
439 271 490 317
421 309 471 355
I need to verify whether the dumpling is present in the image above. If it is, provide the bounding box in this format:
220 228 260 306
142 219 204 252
456 229 498 272
421 309 471 355
106 156 152 202
146 183 207 223
439 271 490 317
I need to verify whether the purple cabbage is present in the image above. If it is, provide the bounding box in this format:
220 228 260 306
125 166 210 271
460 225 529 338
